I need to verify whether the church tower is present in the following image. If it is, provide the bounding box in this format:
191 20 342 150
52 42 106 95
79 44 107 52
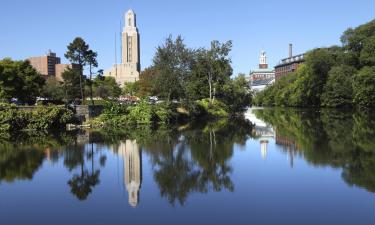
259 50 268 69
104 9 141 86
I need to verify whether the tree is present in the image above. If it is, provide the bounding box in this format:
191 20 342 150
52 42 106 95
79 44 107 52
360 36 375 67
353 66 375 108
138 67 160 97
85 50 98 105
92 75 121 99
189 41 233 103
123 82 140 96
62 68 81 103
221 74 252 113
65 37 89 102
0 58 45 104
41 77 65 101
321 65 356 107
153 35 195 100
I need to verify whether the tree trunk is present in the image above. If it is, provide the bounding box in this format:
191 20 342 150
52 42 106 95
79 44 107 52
208 72 213 104
89 64 94 105
79 64 84 104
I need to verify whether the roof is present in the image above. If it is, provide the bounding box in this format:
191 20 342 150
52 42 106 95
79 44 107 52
250 68 275 74
275 54 305 68
251 77 275 86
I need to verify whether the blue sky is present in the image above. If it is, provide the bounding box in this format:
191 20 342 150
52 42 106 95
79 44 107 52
1 0 374 76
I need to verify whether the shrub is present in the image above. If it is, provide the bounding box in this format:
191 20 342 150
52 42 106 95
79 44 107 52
196 99 229 118
0 104 74 134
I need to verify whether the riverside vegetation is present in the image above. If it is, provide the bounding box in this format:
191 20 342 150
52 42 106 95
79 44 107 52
254 19 375 108
0 36 252 136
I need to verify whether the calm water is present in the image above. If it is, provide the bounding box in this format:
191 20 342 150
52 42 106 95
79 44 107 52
1 108 375 225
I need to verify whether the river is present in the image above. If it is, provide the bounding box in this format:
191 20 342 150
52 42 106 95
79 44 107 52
1 108 374 225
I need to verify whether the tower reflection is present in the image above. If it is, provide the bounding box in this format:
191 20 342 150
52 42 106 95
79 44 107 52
118 140 142 207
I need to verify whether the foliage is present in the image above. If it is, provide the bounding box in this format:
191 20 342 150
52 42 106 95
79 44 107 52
92 75 121 99
123 81 140 96
0 58 45 104
138 67 160 97
93 100 178 128
153 35 196 100
221 74 252 113
41 77 65 101
0 103 74 134
321 65 357 107
62 68 81 102
196 99 229 118
353 66 375 108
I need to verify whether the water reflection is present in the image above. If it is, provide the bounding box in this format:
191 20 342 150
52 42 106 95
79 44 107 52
253 108 375 192
1 109 375 210
118 140 142 207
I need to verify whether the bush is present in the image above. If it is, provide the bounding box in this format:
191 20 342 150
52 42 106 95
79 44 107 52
0 104 74 134
196 99 229 118
127 100 155 125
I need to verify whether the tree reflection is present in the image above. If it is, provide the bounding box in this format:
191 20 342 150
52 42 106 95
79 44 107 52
144 119 252 205
66 142 101 201
254 108 375 193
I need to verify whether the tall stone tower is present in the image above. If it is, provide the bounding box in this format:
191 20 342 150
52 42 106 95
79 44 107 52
104 9 140 86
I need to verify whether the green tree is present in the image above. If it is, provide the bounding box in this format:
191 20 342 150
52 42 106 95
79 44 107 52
190 41 233 103
65 37 90 102
0 58 45 104
92 75 121 99
123 82 140 96
138 67 159 97
153 35 195 100
353 66 375 108
62 68 81 102
321 65 356 107
360 36 375 67
221 74 252 113
41 77 65 101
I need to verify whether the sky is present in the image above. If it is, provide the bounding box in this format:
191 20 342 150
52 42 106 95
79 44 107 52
1 0 374 76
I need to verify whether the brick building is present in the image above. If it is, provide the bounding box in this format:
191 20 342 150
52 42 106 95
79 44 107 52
274 44 305 80
28 50 79 81
28 50 61 77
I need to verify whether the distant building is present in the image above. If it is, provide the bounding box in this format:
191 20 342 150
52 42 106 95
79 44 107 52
28 50 61 77
274 44 305 80
28 50 80 81
249 50 275 92
55 64 81 82
105 9 140 86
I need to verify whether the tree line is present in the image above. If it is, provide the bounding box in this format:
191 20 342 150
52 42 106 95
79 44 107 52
129 35 252 113
254 19 375 108
1 36 252 113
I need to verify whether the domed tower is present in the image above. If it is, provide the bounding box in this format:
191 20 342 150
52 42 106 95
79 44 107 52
259 50 268 69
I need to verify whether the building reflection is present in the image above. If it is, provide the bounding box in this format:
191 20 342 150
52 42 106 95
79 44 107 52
246 108 275 159
118 140 142 207
275 134 300 168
